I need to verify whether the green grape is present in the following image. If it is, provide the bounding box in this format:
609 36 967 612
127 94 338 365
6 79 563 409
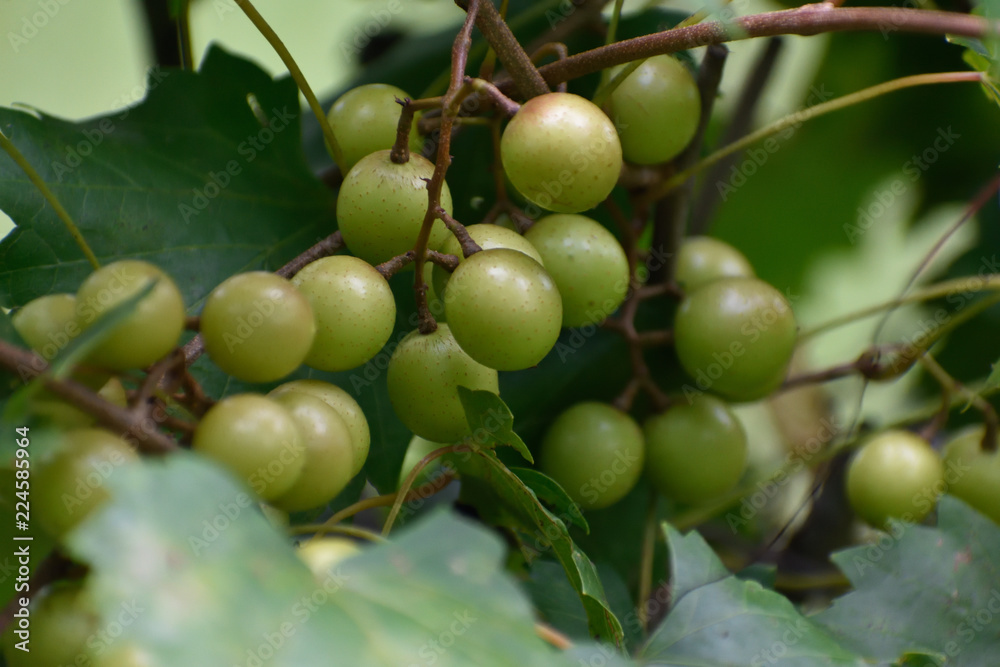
398 435 451 489
291 256 396 372
29 377 128 429
444 249 562 371
501 92 622 213
673 277 797 401
298 537 361 580
34 428 138 536
192 394 306 501
431 223 544 300
387 323 499 443
846 430 944 528
941 426 1000 524
538 402 644 510
336 149 452 266
675 236 755 293
523 214 629 327
200 272 316 383
269 379 371 477
608 55 701 165
2 581 98 667
270 392 355 512
327 83 421 171
644 396 748 504
76 260 186 371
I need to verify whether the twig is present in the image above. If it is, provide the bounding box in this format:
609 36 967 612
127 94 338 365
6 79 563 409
375 251 416 278
426 250 462 271
390 99 416 164
437 208 483 257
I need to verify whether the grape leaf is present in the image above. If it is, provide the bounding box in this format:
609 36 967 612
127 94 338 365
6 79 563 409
511 467 588 532
813 496 1000 666
64 453 578 666
638 523 867 666
458 387 533 462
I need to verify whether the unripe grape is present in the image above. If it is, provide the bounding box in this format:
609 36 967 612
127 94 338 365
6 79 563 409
941 426 1000 524
2 582 98 667
676 236 755 293
398 435 451 490
538 402 644 510
298 537 361 580
192 394 306 500
76 260 186 371
444 249 562 371
269 379 371 477
34 428 138 536
200 272 316 383
292 256 396 372
644 396 748 504
501 92 622 213
524 214 629 327
336 150 452 266
673 277 797 401
327 83 420 171
608 55 701 165
387 323 499 443
271 392 355 512
431 223 544 300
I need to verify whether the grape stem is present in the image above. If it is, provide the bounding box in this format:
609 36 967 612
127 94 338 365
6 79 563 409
383 445 463 536
455 0 550 99
636 494 659 633
437 208 483 257
0 340 179 453
375 251 416 278
529 43 570 93
920 354 999 453
390 99 417 164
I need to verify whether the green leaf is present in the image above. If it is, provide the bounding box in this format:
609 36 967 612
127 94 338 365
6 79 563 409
966 358 1000 410
638 524 866 666
458 387 533 462
0 45 335 310
65 453 574 666
511 467 588 532
814 496 1000 666
452 448 624 645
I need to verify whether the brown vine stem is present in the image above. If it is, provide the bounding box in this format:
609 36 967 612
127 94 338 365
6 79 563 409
0 341 178 453
920 354 999 453
375 251 416 278
437 208 483 257
526 5 997 89
456 0 550 99
412 0 481 335
383 445 462 535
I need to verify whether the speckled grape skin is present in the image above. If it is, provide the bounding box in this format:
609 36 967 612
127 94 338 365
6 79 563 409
609 55 701 165
676 236 755 292
200 272 316 383
444 249 563 371
501 93 622 214
327 83 419 171
271 392 355 512
269 379 371 477
386 323 499 443
673 277 797 401
524 214 629 327
336 150 452 266
292 256 395 372
432 223 544 300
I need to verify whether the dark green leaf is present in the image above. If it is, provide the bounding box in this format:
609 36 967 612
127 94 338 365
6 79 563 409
511 467 588 532
458 387 533 462
814 496 1000 666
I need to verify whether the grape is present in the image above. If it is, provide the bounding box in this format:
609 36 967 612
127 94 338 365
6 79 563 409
387 323 499 443
846 430 944 528
76 260 186 371
291 256 396 372
431 223 544 300
200 272 316 383
192 394 306 501
673 277 797 401
501 92 622 213
398 435 451 489
298 537 361 580
608 55 701 165
270 392 355 512
327 83 420 171
2 582 98 667
34 428 138 536
269 379 370 477
524 214 629 327
538 402 644 510
336 149 452 266
941 426 1000 524
675 236 755 292
644 396 747 504
444 249 563 371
